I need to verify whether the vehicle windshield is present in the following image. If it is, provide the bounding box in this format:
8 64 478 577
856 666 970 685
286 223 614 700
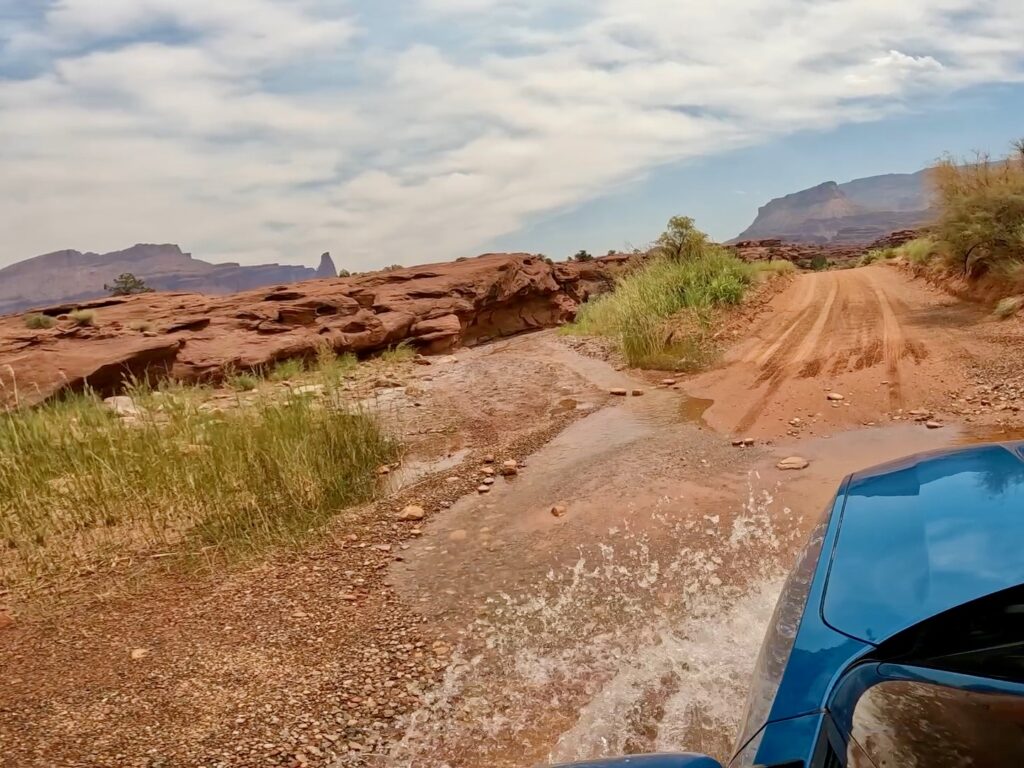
733 511 829 755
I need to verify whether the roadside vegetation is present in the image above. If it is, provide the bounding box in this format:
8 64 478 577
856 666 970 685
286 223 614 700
897 140 1024 316
0 351 404 598
564 217 792 369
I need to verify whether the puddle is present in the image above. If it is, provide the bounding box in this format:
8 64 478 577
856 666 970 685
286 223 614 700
680 396 714 425
388 449 471 490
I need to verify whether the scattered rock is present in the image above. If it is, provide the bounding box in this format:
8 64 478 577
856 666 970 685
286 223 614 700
482 477 495 486
103 395 143 418
550 505 568 518
482 454 495 464
481 467 495 477
926 421 944 429
499 460 519 477
130 648 150 660
777 456 810 471
827 392 845 401
477 485 491 494
731 439 744 447
609 388 628 396
631 389 645 397
377 465 392 476
742 438 755 446
661 379 677 386
396 505 425 522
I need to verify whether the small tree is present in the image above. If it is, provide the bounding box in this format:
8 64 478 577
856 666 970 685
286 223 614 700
105 273 153 296
337 268 351 278
573 250 595 262
652 216 708 261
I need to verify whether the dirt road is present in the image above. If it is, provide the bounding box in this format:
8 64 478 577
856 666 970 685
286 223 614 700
687 265 992 437
2 264 1022 768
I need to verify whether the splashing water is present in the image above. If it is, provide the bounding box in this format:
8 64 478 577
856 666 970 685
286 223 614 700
388 480 799 768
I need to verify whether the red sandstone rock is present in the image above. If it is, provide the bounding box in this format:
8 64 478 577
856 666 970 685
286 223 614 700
0 253 629 406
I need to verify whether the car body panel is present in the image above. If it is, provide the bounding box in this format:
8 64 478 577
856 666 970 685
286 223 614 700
824 442 1024 643
734 441 1024 767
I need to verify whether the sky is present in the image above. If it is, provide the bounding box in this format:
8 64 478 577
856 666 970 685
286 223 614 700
1 2 1023 272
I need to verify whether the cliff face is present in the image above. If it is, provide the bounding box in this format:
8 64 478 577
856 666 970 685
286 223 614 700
0 252 631 406
0 244 320 316
733 170 935 244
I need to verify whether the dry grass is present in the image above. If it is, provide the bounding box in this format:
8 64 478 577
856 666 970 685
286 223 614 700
127 319 153 332
994 296 1024 320
0 383 398 595
379 342 416 364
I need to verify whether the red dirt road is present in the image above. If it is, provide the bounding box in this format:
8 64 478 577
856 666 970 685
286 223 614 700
686 265 991 437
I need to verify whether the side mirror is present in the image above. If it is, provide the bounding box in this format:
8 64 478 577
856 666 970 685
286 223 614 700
552 754 724 768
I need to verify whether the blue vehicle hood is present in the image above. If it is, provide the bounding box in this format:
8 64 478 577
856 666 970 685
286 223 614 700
823 441 1024 644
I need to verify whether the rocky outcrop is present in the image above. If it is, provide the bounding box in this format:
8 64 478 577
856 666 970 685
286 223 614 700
316 252 338 279
732 170 935 245
0 253 629 406
0 244 325 316
729 240 867 269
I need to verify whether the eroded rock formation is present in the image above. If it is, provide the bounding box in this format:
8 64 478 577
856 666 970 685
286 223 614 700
0 253 629 406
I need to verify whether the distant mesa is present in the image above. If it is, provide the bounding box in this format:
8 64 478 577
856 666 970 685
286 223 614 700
0 244 331 316
731 169 936 245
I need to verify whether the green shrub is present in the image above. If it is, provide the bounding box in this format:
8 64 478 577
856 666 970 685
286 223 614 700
894 237 940 266
68 309 96 327
931 141 1024 278
810 254 829 271
24 313 55 330
0 389 398 591
566 233 755 368
858 248 892 266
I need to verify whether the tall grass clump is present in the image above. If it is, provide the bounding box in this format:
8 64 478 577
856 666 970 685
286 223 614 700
0 388 398 592
315 343 358 387
379 342 416 364
269 357 306 382
931 140 1024 280
68 309 96 327
567 217 755 367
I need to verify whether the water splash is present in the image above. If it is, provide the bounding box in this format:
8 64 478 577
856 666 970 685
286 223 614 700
388 478 798 768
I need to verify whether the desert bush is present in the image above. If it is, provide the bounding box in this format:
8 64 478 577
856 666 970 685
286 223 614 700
931 141 1024 279
127 319 153 332
572 250 595 262
894 237 941 266
315 343 357 386
994 296 1024 320
810 254 830 271
24 313 55 330
566 227 755 368
0 387 398 592
68 309 96 327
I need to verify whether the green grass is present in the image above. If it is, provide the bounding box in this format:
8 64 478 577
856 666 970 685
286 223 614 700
24 313 55 330
0 385 398 592
68 309 96 327
565 245 756 368
226 371 261 392
315 343 358 387
268 357 306 382
379 342 416 364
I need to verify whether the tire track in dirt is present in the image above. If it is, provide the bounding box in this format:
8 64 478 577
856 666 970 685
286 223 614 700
685 265 977 438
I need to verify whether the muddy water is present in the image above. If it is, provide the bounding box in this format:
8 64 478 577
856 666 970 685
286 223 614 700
387 339 974 768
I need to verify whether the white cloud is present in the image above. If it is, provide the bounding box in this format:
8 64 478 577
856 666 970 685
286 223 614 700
0 0 1023 269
